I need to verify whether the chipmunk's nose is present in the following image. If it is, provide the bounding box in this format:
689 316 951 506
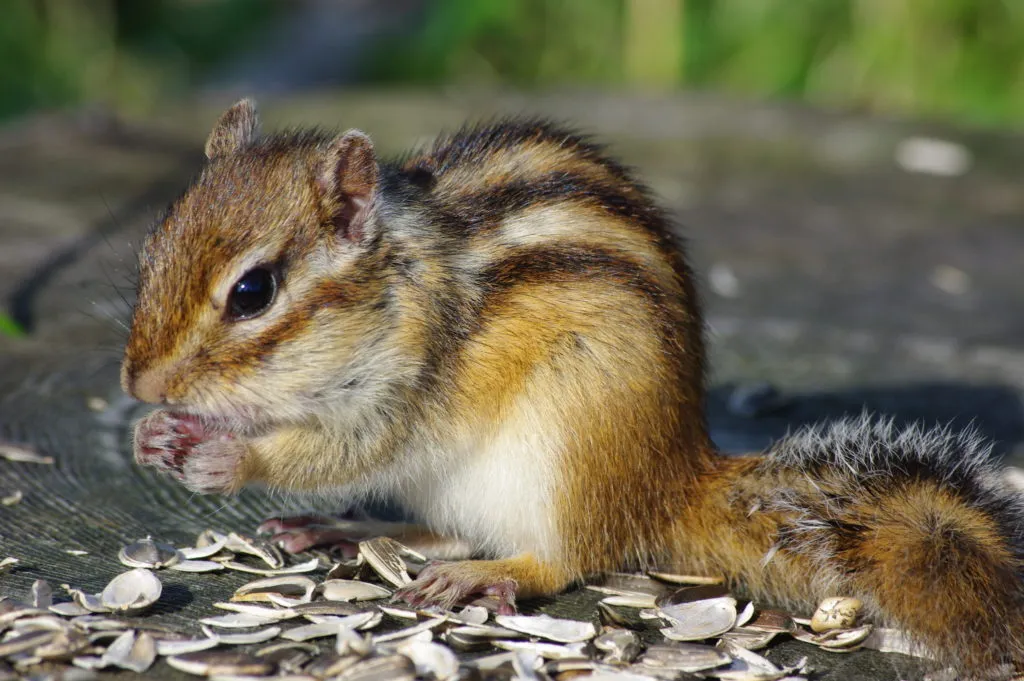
124 361 175 404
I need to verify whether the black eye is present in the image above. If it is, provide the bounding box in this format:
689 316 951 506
227 267 278 320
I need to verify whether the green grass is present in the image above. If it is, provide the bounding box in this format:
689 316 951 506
371 0 1024 128
0 313 25 338
2 0 1024 127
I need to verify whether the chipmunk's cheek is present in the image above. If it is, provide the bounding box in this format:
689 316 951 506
180 438 248 495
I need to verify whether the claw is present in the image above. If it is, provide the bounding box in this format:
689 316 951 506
258 515 362 557
393 562 518 613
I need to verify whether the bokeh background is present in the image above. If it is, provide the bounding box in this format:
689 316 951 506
4 0 1024 127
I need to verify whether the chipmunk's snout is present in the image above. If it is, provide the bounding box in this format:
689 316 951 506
121 358 177 404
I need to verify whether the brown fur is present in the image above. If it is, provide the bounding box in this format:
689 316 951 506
123 103 1024 675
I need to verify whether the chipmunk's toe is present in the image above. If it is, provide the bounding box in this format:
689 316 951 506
395 561 518 614
259 515 361 557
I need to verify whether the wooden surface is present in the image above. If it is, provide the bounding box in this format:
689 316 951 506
4 91 1024 679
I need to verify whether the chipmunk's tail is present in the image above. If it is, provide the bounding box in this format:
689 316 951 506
674 415 1024 675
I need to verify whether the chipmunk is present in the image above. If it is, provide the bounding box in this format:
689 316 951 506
122 99 1024 674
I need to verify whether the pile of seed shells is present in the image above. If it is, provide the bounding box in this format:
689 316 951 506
0 531 929 680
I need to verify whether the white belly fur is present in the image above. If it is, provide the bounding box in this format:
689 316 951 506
397 394 563 561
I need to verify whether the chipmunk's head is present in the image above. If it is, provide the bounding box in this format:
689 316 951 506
121 99 399 431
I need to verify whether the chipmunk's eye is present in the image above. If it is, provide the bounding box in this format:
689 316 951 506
227 266 278 320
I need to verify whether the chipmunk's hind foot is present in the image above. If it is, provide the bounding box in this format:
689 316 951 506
394 554 573 616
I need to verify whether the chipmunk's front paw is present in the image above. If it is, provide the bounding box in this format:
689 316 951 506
133 409 245 494
395 561 519 615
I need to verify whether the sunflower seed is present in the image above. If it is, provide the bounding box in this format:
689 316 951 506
495 614 596 643
544 658 599 675
197 529 228 547
397 640 459 680
170 559 225 573
648 572 725 586
156 637 221 656
222 558 319 576
225 533 284 569
234 576 316 603
0 601 48 624
601 594 658 608
638 643 731 673
0 629 56 656
815 624 873 651
597 601 636 628
335 626 374 658
291 601 363 617
334 654 414 681
452 605 489 626
862 627 930 658
99 569 161 614
745 610 794 633
211 603 300 621
201 613 287 629
119 538 181 569
34 628 90 660
494 640 589 660
709 642 783 681
594 628 643 663
372 615 446 644
264 594 307 609
306 651 364 677
69 615 134 631
71 655 106 671
0 443 53 464
11 614 70 632
206 626 282 645
357 538 411 588
30 580 52 609
283 611 380 642
101 630 157 673
446 624 523 641
319 580 391 602
659 596 737 641
254 640 319 664
734 601 755 628
181 535 229 560
0 558 18 574
49 603 91 617
590 573 666 598
326 560 364 581
809 597 862 633
470 651 516 671
65 550 89 557
166 650 276 676
322 611 382 630
1 491 22 506
281 620 350 642
718 628 778 651
64 588 107 614
511 650 543 680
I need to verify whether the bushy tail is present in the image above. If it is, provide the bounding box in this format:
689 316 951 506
681 415 1024 674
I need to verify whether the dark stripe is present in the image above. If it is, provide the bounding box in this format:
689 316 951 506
430 170 664 239
479 244 665 306
421 119 626 179
219 273 380 370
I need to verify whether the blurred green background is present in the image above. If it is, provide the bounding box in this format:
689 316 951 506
3 0 1024 128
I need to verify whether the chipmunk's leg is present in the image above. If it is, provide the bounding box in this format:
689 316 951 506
258 516 473 560
394 554 573 615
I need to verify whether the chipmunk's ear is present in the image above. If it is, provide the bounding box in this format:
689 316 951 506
205 99 259 160
316 129 379 243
